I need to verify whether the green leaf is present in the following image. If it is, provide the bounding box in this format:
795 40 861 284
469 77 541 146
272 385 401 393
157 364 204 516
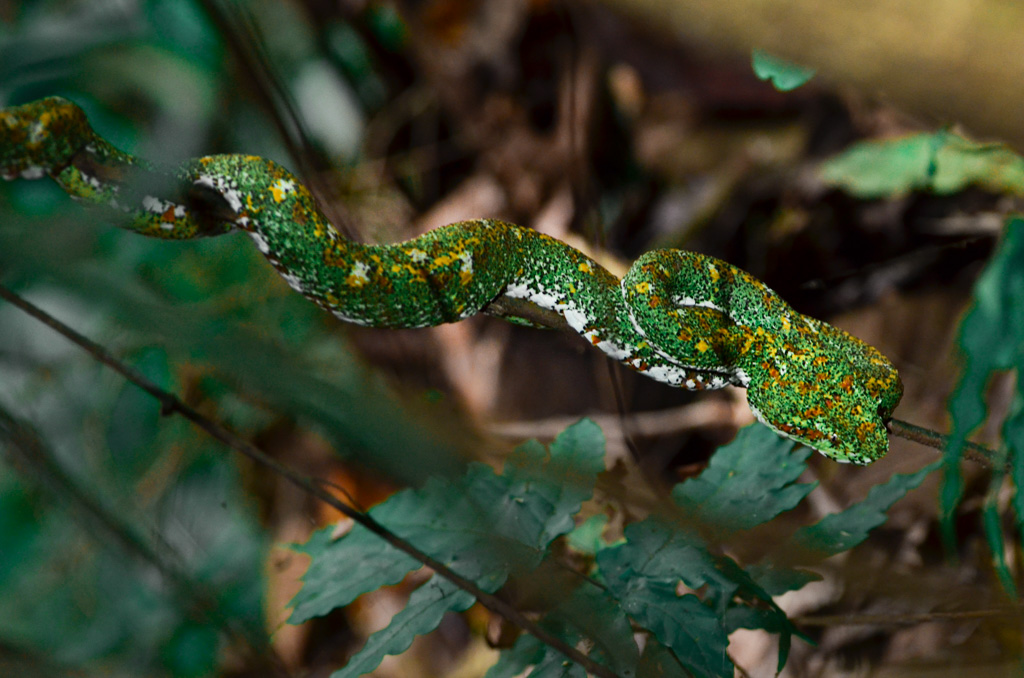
945 219 1024 549
509 419 607 547
287 514 417 623
0 412 266 673
289 469 525 624
566 514 609 556
821 132 1024 199
596 524 734 677
672 424 815 535
751 50 815 91
597 520 739 610
290 420 605 623
982 473 1016 596
331 575 474 678
608 577 730 678
161 622 220 678
790 460 939 556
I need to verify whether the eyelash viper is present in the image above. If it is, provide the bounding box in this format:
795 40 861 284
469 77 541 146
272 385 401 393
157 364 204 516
0 96 903 464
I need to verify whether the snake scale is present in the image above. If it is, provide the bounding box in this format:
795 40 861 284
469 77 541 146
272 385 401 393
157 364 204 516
0 97 902 464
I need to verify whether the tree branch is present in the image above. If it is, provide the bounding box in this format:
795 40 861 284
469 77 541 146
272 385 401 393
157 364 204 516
0 283 621 678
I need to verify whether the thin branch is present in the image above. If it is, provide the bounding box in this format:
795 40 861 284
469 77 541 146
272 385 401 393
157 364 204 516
0 283 621 678
889 418 1001 468
795 605 1024 628
488 400 741 441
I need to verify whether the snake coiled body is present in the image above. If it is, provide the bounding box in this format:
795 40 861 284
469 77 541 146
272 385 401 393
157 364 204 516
0 97 903 464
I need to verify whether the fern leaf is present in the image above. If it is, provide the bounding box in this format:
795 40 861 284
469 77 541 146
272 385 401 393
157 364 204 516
793 461 940 556
291 419 605 641
331 575 474 678
672 424 815 535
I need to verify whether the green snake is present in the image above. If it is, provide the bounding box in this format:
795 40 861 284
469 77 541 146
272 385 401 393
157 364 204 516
0 97 903 464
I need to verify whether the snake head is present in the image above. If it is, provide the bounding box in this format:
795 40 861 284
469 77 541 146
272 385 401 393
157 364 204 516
1 97 86 179
744 324 903 465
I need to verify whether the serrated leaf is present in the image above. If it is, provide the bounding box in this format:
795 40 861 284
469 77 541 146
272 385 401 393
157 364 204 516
288 516 418 623
502 418 606 548
290 470 531 623
596 526 733 677
612 578 730 678
291 420 605 624
484 583 636 678
790 460 939 556
594 512 800 677
751 50 815 91
609 523 729 608
822 132 1024 199
672 424 815 534
331 575 474 678
485 631 588 678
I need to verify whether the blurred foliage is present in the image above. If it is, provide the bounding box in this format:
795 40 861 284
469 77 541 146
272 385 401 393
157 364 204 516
293 422 935 677
821 131 1024 198
0 0 464 675
821 120 1024 595
944 219 1024 591
750 49 815 92
0 408 266 678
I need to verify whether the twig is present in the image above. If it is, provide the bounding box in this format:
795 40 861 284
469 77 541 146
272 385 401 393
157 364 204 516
488 400 741 441
0 283 621 678
889 418 1001 468
795 605 1024 627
